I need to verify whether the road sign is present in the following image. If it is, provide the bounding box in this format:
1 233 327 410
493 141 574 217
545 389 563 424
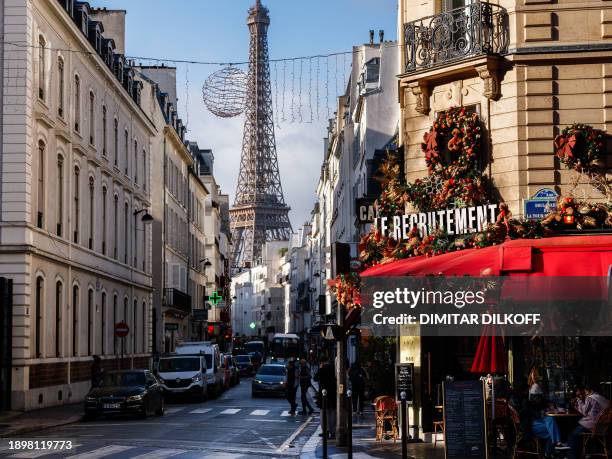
524 188 558 220
114 322 129 338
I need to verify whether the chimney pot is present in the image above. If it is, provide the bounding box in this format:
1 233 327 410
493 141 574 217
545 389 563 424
369 30 374 45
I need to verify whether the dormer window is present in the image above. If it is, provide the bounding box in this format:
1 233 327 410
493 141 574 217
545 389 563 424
81 11 88 35
116 58 123 82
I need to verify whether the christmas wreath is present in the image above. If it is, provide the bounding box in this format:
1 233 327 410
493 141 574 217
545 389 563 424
554 123 606 174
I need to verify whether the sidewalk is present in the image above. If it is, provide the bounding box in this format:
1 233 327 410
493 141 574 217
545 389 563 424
0 403 83 438
301 410 445 459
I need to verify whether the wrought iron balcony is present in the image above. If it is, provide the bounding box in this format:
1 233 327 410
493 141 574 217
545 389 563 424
164 288 192 315
403 2 508 74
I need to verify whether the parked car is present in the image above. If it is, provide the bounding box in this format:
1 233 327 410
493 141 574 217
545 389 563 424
156 354 208 401
235 354 254 376
251 364 287 397
84 370 164 419
223 354 239 386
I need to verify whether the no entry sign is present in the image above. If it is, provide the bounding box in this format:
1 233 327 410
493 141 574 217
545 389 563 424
114 321 129 337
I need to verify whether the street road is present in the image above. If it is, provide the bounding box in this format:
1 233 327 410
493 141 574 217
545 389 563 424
0 379 320 458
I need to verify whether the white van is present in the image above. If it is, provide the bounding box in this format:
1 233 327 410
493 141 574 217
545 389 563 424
157 354 208 401
176 342 224 397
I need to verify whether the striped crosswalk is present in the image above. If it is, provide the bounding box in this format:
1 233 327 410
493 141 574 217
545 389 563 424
159 405 310 419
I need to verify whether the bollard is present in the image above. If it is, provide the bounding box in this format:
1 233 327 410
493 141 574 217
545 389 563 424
322 388 328 459
346 389 353 459
401 391 408 459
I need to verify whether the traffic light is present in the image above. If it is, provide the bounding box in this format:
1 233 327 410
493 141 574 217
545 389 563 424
207 324 215 336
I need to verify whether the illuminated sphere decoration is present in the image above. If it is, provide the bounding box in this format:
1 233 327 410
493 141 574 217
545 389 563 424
202 66 248 118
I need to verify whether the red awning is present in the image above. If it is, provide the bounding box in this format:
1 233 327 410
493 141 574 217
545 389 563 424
361 235 612 278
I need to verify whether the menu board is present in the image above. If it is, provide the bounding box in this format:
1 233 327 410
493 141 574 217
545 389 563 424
443 380 488 459
395 363 414 402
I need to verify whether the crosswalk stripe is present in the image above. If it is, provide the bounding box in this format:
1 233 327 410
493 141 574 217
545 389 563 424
68 445 134 458
281 410 291 416
250 409 269 416
220 408 241 414
9 444 82 458
189 408 212 414
130 449 187 459
164 407 183 415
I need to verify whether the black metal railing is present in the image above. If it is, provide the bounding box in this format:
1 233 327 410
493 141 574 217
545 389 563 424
404 2 508 73
164 288 191 315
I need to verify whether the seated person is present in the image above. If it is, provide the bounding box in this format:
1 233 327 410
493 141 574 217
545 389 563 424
510 384 563 458
568 384 610 459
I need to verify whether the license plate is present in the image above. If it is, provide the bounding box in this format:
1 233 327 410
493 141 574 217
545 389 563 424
104 403 121 409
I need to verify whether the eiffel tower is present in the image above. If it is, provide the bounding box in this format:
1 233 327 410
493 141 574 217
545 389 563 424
230 0 292 268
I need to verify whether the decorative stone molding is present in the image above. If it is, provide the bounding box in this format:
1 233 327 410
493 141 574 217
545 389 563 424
409 82 430 115
475 64 502 101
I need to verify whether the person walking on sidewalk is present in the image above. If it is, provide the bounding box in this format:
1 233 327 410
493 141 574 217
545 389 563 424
286 360 299 415
314 355 337 439
349 361 366 415
298 358 314 415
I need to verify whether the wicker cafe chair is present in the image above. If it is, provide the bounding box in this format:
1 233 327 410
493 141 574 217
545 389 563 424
508 405 544 459
375 395 399 442
581 407 612 458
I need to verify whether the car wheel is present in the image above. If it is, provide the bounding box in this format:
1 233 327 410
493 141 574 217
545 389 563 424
155 397 164 416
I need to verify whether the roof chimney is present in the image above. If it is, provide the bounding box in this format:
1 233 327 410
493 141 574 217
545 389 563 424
369 30 374 45
379 30 385 43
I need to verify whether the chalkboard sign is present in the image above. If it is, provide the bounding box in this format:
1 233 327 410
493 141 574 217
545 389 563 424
395 363 414 403
443 380 488 459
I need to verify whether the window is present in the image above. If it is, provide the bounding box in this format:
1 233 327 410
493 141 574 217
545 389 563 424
72 285 78 356
113 294 118 355
101 292 106 355
57 155 64 237
102 105 107 156
134 140 138 184
124 202 129 263
113 119 118 166
35 276 43 358
102 186 107 255
134 208 138 268
142 150 147 191
87 289 93 356
133 299 137 353
74 75 80 132
124 130 129 174
89 91 95 145
113 195 118 259
88 177 94 250
37 141 45 229
123 297 128 352
142 300 146 353
38 36 46 101
55 281 62 357
58 58 64 117
73 166 80 243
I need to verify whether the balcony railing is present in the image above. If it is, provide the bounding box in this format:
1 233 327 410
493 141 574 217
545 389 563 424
404 2 508 73
164 288 191 315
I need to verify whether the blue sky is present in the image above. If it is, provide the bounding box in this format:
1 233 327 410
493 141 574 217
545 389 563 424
97 0 398 229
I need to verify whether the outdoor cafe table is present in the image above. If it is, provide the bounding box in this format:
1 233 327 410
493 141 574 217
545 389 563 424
545 411 581 441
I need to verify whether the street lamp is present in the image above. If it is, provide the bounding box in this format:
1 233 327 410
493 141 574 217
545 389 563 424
133 208 153 223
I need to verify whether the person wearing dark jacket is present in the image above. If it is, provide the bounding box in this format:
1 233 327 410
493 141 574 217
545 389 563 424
91 355 103 388
298 358 314 415
314 356 336 439
349 362 366 414
285 360 298 415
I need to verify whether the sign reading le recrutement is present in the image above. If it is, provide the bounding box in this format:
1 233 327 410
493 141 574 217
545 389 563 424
443 380 488 459
376 204 499 240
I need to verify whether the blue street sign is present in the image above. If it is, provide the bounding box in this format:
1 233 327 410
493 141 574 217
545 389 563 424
524 188 558 220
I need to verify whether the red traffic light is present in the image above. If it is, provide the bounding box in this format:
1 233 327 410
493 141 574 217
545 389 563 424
207 325 215 335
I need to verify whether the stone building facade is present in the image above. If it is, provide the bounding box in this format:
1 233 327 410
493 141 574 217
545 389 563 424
398 0 612 216
0 0 154 410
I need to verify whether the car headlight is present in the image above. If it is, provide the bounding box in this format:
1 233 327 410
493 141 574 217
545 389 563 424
126 394 143 402
192 373 203 382
254 379 263 384
280 381 285 385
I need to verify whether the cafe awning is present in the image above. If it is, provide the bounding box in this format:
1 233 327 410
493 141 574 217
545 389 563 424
360 235 612 278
